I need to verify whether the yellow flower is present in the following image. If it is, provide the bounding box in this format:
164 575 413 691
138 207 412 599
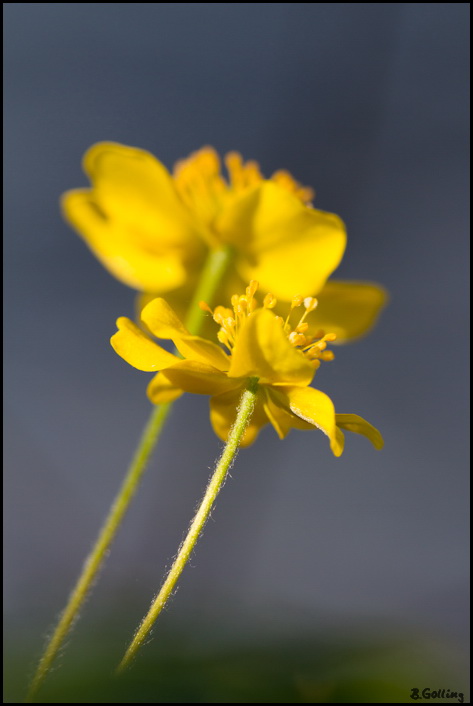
63 143 386 341
111 282 383 454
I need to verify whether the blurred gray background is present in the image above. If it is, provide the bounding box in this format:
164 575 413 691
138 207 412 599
4 1 469 693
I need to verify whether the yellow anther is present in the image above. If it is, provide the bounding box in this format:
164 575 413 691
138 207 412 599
298 186 315 203
225 151 245 189
214 305 232 318
271 170 294 189
246 280 259 298
198 147 220 174
211 282 336 375
289 332 307 347
305 347 321 359
263 293 277 309
270 170 315 204
303 297 318 312
291 294 304 309
244 161 263 186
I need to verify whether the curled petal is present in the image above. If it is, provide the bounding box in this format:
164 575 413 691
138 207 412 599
62 142 205 292
82 142 196 242
272 385 343 456
140 296 188 337
111 317 179 371
263 387 314 439
217 182 346 299
336 414 384 449
62 191 189 292
229 308 314 385
161 360 241 396
147 373 184 404
142 298 230 370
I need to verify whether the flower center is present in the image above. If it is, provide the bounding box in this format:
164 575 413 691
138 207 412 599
173 147 314 230
199 280 336 370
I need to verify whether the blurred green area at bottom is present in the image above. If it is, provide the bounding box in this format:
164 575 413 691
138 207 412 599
5 622 469 704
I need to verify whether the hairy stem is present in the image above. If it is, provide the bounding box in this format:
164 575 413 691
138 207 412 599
117 377 259 673
26 246 233 702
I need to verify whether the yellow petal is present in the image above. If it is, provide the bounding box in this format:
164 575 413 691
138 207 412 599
309 280 388 342
82 142 196 243
229 308 314 385
263 387 314 439
336 414 384 449
209 388 269 447
111 317 179 371
217 182 346 300
62 142 206 292
141 298 230 370
161 360 241 396
136 280 202 333
62 190 191 292
274 385 343 456
146 373 184 404
140 296 188 337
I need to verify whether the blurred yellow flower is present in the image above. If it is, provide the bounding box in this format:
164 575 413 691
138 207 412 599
111 282 383 454
63 143 386 341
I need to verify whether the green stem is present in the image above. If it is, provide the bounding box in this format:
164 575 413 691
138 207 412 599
117 377 259 673
25 402 171 703
26 246 233 703
184 246 234 333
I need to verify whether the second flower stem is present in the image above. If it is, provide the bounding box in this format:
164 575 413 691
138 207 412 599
117 377 259 673
25 402 172 703
26 246 233 702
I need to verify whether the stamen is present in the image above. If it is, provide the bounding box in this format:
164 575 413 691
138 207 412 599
244 161 263 186
270 170 315 204
245 280 259 313
289 332 307 346
284 294 304 328
225 152 246 190
303 297 318 313
210 283 335 373
199 301 213 313
263 293 277 309
175 148 315 233
246 280 259 299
